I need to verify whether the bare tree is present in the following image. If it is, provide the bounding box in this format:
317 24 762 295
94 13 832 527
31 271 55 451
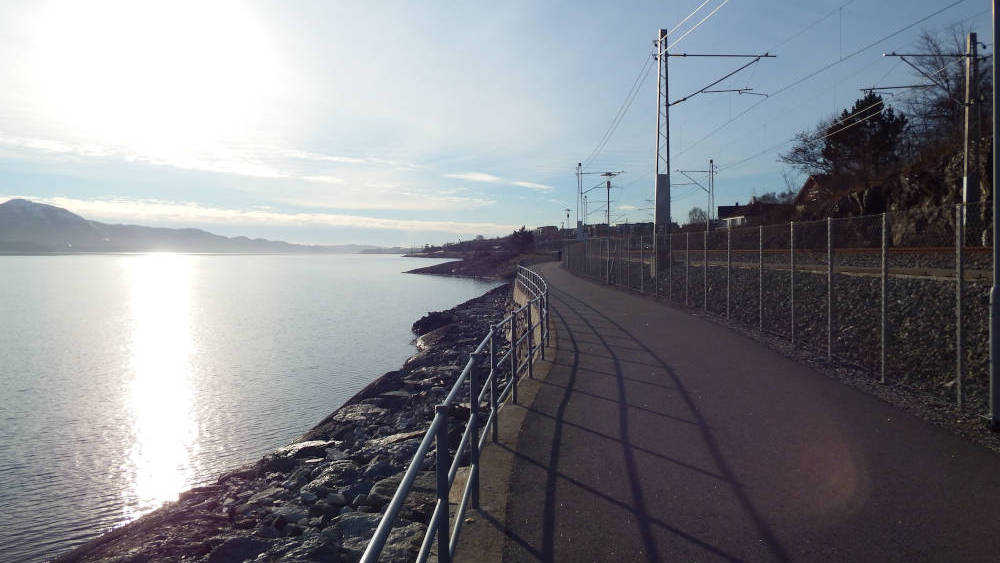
902 27 991 146
687 207 708 225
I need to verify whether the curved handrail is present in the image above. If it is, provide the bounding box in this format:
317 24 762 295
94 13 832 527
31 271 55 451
361 266 549 563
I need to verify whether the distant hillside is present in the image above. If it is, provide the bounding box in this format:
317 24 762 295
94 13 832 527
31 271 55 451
0 199 378 254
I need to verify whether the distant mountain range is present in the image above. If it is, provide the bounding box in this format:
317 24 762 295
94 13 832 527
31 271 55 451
0 199 380 254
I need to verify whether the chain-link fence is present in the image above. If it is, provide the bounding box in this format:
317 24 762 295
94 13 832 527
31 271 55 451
560 201 994 415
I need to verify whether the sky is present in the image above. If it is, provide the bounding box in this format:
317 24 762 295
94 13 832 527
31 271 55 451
0 0 992 246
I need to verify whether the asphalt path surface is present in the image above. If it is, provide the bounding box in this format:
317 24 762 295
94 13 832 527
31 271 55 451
501 262 1000 562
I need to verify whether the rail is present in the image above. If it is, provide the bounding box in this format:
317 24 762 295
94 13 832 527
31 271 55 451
360 265 549 563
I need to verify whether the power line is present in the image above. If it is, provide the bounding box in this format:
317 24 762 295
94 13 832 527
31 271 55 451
668 0 714 36
667 0 731 51
676 0 968 158
717 97 887 173
583 55 655 167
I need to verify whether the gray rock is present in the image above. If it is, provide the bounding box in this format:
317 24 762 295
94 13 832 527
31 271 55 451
248 487 287 505
274 504 308 524
328 513 424 563
326 492 348 506
300 491 317 504
207 536 272 563
274 440 338 459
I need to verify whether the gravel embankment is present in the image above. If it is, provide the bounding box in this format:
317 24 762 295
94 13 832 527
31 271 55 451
585 250 1000 453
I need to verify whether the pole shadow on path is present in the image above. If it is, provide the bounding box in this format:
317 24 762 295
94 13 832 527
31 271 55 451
504 282 789 562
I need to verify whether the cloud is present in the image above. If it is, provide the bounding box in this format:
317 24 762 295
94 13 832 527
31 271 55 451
302 175 344 184
444 172 503 183
444 171 552 190
3 195 515 235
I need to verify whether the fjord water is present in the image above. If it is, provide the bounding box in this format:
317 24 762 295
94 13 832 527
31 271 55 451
0 254 499 562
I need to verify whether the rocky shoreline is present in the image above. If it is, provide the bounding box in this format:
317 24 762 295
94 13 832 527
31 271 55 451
55 284 511 563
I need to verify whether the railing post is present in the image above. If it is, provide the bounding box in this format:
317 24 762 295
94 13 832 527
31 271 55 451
759 225 763 333
545 287 550 350
510 310 519 404
469 353 481 509
526 304 535 379
881 213 888 384
490 326 498 442
726 228 731 320
827 217 834 362
956 204 965 408
434 405 451 563
790 221 796 346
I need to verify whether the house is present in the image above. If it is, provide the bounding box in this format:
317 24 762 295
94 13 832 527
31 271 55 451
717 198 794 228
533 225 560 242
792 174 860 217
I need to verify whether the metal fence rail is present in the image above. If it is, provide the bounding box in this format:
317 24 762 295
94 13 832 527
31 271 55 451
561 201 993 415
361 266 549 563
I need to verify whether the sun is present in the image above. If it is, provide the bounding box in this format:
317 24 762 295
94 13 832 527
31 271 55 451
33 0 282 162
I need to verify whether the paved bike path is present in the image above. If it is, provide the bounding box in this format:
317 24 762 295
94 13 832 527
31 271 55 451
501 262 1000 562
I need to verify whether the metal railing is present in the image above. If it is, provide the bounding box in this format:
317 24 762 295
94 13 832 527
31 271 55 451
561 201 994 415
361 266 549 563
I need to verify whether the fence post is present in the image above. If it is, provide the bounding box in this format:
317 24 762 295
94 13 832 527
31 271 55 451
526 304 535 379
668 234 673 302
790 221 796 346
686 232 690 306
489 326 498 442
468 353 481 508
605 239 610 284
640 236 645 294
434 405 451 563
627 235 631 290
726 228 731 320
956 204 965 408
881 213 888 384
759 225 763 333
827 217 834 362
703 230 708 313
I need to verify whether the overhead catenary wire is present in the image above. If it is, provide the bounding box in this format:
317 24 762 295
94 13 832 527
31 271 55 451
717 97 888 173
668 0 715 36
667 0 731 51
582 55 655 167
675 0 968 158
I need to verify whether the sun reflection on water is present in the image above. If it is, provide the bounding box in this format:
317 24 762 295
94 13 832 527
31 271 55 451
122 254 199 520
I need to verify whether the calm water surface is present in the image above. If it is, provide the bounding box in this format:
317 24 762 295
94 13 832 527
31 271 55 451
0 254 499 562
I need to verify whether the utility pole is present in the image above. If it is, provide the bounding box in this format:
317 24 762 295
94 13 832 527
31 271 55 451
653 28 670 274
885 42 981 214
601 171 625 229
652 29 773 274
991 2 999 429
575 163 584 239
963 32 980 231
676 160 718 230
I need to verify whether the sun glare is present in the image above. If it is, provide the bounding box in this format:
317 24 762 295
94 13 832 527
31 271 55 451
34 0 281 161
122 254 198 519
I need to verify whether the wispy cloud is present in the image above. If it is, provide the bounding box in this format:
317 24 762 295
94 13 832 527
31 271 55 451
444 171 552 191
3 195 515 235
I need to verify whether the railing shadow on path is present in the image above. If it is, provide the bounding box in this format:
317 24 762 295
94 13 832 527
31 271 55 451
502 282 791 562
